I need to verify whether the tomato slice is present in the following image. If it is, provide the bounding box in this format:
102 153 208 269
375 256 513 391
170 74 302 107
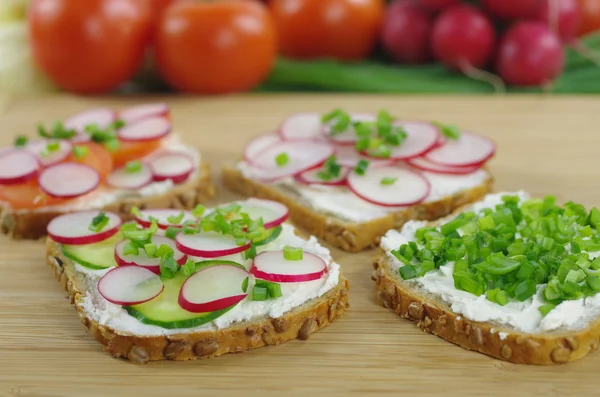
67 142 114 180
111 139 162 168
0 179 73 210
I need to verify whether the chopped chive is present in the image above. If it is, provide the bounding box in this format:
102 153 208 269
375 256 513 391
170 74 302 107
180 259 196 277
88 211 109 233
266 282 282 298
157 243 174 259
539 303 556 317
354 159 369 175
380 177 397 185
125 160 143 173
167 211 185 225
160 255 179 279
165 227 180 239
399 265 418 280
283 246 303 261
144 243 158 257
14 135 27 147
252 286 268 301
46 141 60 152
192 204 205 218
103 138 120 152
123 242 139 256
72 145 89 159
275 152 289 167
244 243 257 260
433 121 461 140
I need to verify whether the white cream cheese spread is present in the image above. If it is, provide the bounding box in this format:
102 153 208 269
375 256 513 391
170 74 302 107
381 191 600 334
75 223 340 336
237 161 490 223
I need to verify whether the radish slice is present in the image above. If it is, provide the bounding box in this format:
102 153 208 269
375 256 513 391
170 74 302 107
98 266 164 306
363 122 440 160
347 165 430 207
38 162 100 198
117 116 171 142
335 144 394 168
47 211 121 245
178 264 249 313
0 150 39 184
64 108 116 132
250 140 334 176
237 198 289 229
148 152 194 184
239 162 301 183
176 232 250 258
295 166 350 186
106 164 153 190
323 113 375 145
25 139 72 167
424 132 496 167
135 209 197 229
251 250 327 283
407 157 481 175
279 113 323 141
243 133 281 164
119 103 169 124
114 235 187 274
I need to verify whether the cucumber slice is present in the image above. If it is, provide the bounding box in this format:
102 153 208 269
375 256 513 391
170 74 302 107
62 234 121 270
124 269 235 329
253 225 282 247
196 260 246 271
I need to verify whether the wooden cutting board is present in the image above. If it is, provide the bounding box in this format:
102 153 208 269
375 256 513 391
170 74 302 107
1 94 599 397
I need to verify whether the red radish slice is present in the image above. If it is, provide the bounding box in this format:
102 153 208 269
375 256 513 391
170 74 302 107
323 113 376 145
407 157 481 175
279 113 323 141
0 150 39 184
114 235 187 274
178 264 249 313
243 133 281 164
250 140 334 176
363 122 440 160
47 211 121 245
250 250 327 283
119 103 169 124
25 139 72 167
347 165 430 207
148 152 194 184
38 162 100 198
295 166 350 186
117 116 171 142
98 266 164 306
135 209 197 229
106 164 153 190
237 198 289 229
240 163 299 183
424 131 496 167
64 108 116 132
335 145 394 168
176 232 250 258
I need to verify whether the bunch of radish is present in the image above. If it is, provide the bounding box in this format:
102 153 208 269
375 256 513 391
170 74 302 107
381 0 581 87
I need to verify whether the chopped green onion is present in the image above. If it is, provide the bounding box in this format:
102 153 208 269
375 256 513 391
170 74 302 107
590 207 600 229
103 138 120 152
165 227 180 240
192 204 205 218
266 282 282 298
88 211 109 233
354 159 369 175
14 135 27 147
37 121 77 140
180 259 196 277
144 243 158 257
157 243 174 259
244 244 257 260
433 122 461 140
123 242 139 256
241 277 249 293
476 253 522 275
317 155 342 181
399 265 418 280
72 145 89 159
125 160 143 173
275 152 289 167
252 286 268 301
283 246 303 261
380 177 397 185
167 211 185 225
160 255 179 279
539 303 556 317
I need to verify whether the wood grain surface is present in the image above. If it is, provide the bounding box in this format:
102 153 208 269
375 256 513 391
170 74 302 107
1 94 599 397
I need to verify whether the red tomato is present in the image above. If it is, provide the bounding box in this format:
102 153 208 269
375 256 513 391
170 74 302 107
577 0 600 35
0 179 72 210
154 0 277 94
67 142 114 180
270 0 385 60
111 140 162 169
28 0 153 94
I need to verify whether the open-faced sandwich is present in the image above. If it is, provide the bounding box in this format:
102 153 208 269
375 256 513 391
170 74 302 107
374 191 600 364
223 109 494 252
45 198 348 364
0 103 214 239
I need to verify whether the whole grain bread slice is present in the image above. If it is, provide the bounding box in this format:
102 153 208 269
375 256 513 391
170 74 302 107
222 163 494 252
1 162 216 240
45 237 349 364
372 247 600 365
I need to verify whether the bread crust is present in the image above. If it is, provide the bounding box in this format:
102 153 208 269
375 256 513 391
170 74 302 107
222 164 494 252
45 238 349 364
372 251 600 365
0 162 216 240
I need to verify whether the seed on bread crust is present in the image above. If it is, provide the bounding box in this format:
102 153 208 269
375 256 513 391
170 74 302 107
501 345 512 359
298 318 316 340
194 340 219 357
551 347 571 364
272 317 289 333
165 341 187 360
408 302 424 320
128 346 149 365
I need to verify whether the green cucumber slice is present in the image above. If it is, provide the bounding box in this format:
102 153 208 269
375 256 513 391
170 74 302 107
124 270 235 329
62 234 121 270
253 225 282 247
